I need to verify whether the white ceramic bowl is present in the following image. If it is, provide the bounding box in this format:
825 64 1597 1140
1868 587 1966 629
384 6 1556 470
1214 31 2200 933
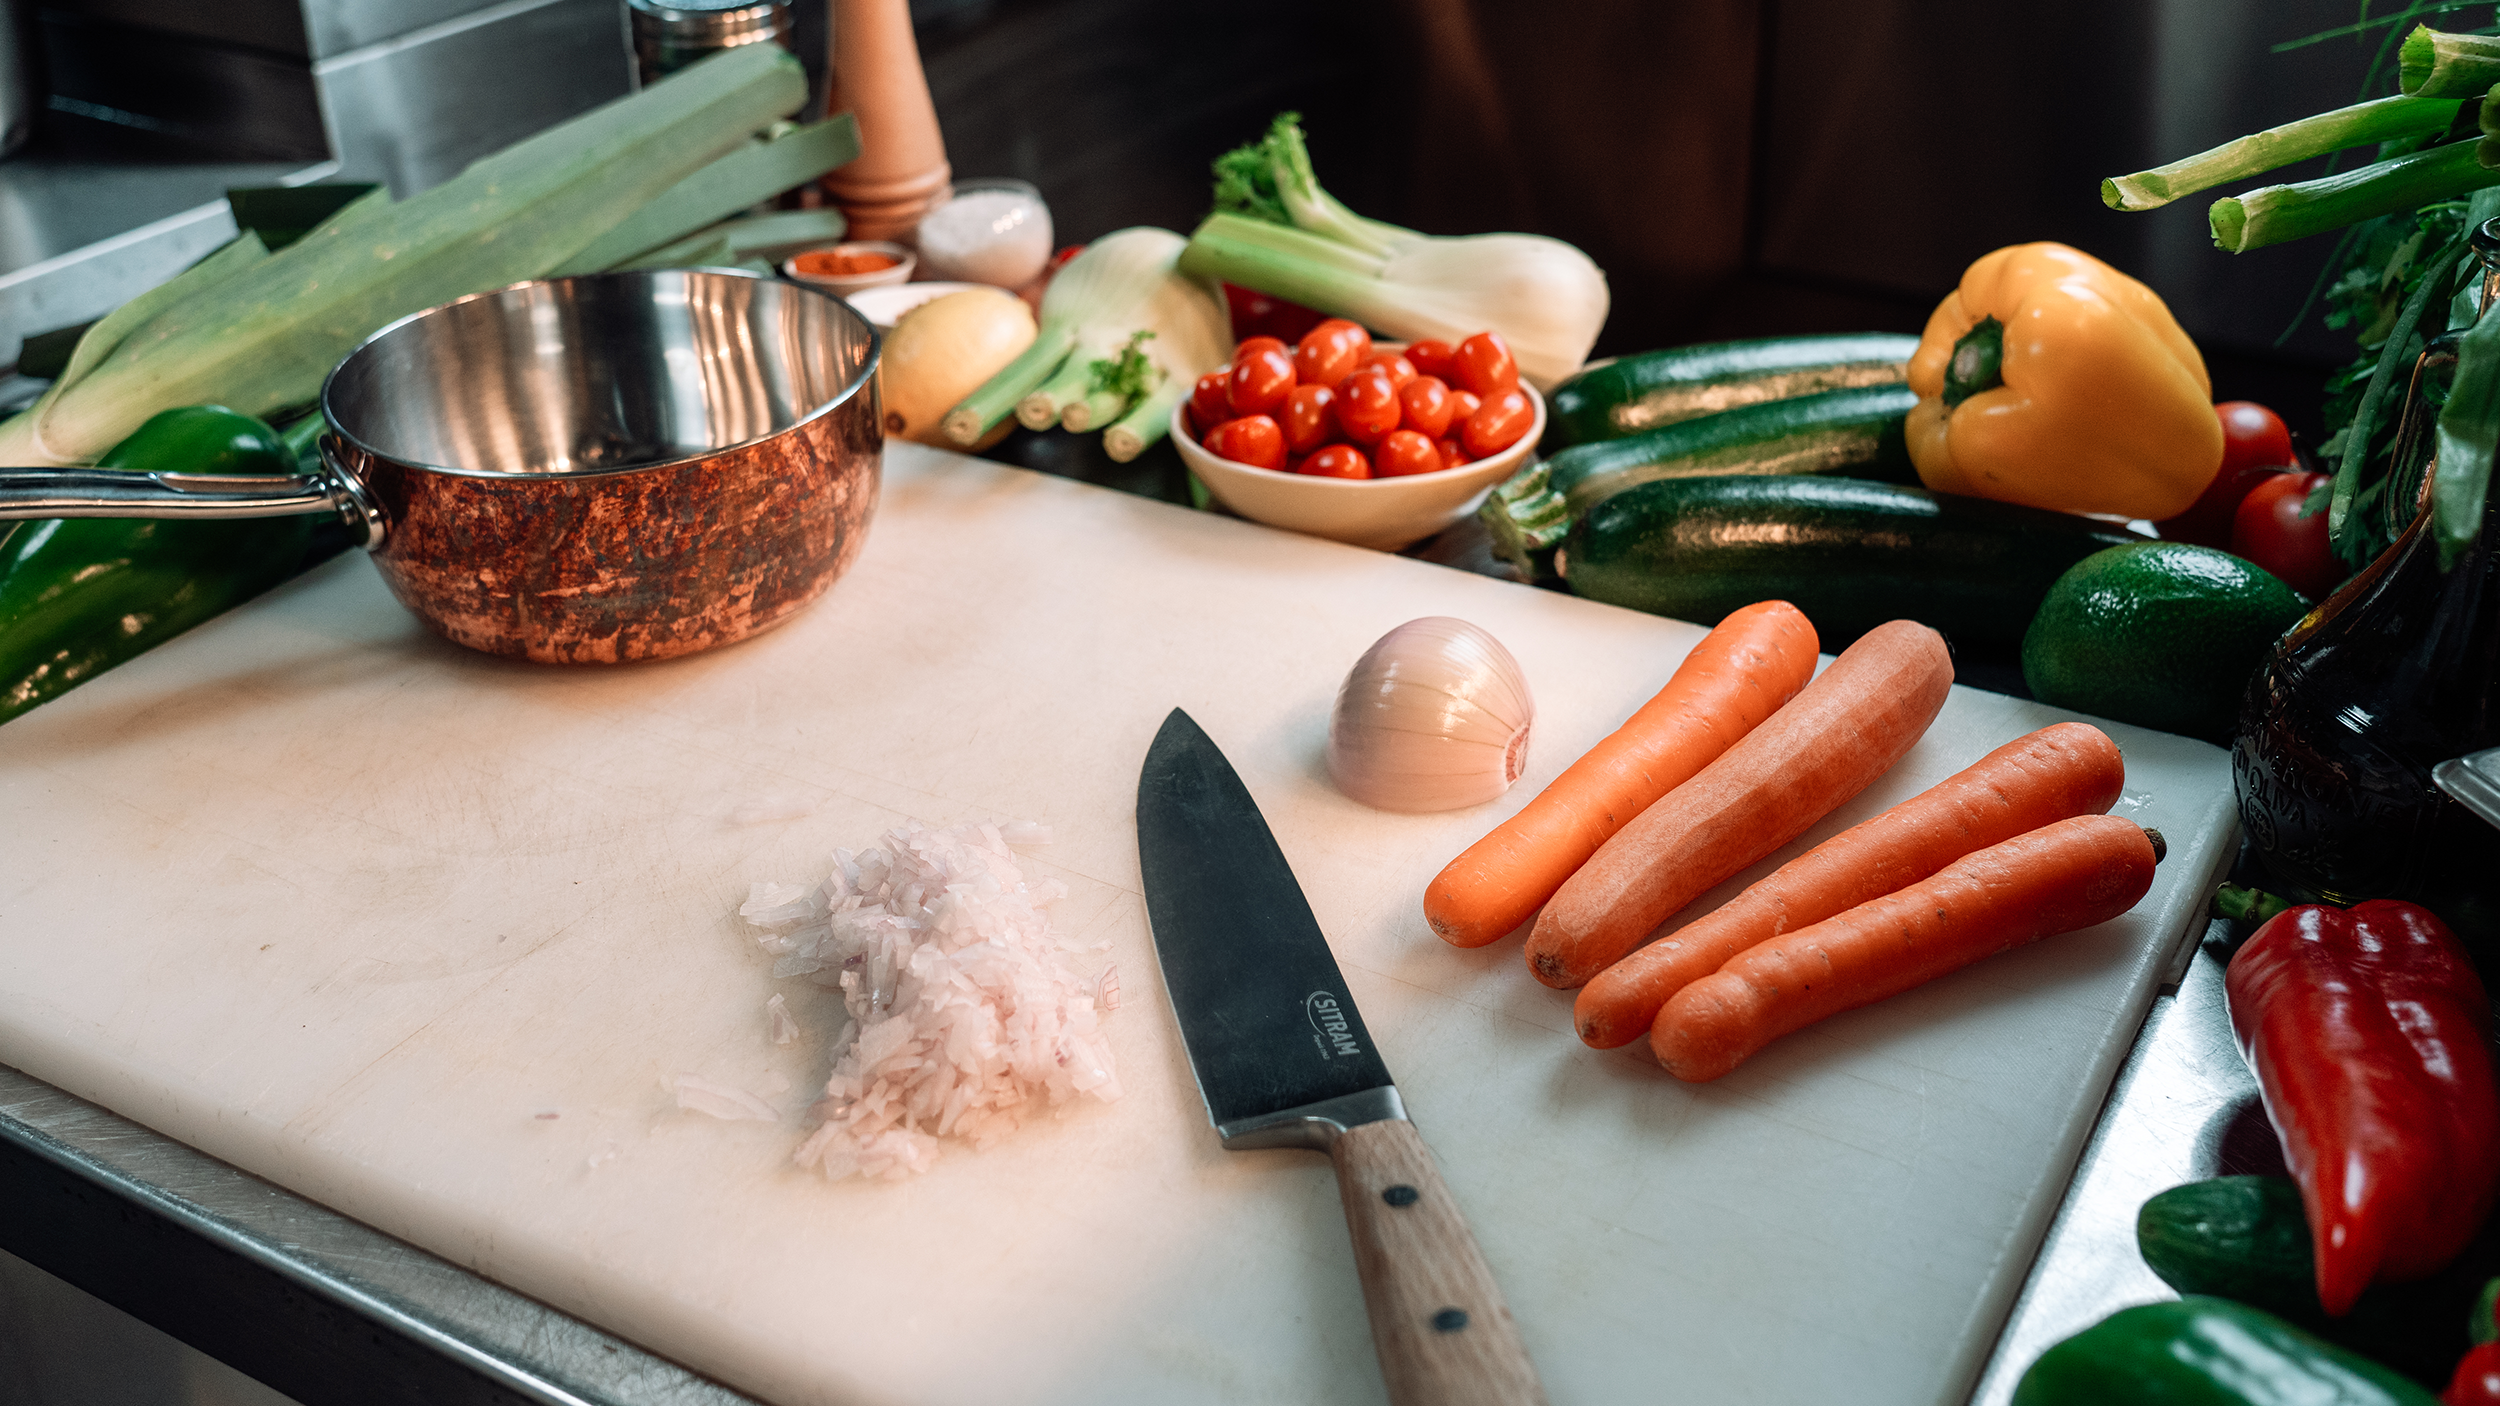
1171 383 1544 551
840 280 991 330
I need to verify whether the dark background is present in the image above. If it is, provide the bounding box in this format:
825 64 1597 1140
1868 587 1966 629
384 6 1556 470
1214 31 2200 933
909 0 2441 451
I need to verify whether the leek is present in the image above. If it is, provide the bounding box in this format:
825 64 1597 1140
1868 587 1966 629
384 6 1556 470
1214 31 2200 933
1180 113 1609 389
2210 137 2500 251
0 44 810 467
943 228 1195 446
557 112 860 275
2100 95 2460 212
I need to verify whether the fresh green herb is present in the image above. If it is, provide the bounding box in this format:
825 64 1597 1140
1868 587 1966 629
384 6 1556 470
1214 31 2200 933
2433 268 2500 565
1087 330 1158 400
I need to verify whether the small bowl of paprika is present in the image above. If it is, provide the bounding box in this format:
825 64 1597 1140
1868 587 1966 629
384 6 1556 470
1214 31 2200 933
782 241 916 295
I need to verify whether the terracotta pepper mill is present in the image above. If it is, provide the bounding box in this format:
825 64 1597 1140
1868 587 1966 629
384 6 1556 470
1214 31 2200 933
820 0 950 242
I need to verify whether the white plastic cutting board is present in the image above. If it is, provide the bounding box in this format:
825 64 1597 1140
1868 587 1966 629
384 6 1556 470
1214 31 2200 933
0 444 2236 1406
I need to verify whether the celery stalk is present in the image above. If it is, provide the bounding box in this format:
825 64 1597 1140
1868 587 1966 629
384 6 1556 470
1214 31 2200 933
945 330 1075 445
1103 378 1188 463
2102 95 2460 211
2402 24 2500 98
1061 388 1127 433
2210 137 2500 252
0 44 808 466
1018 354 1097 429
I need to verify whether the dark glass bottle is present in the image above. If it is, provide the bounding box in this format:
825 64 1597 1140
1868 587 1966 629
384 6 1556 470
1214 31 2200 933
2232 299 2500 949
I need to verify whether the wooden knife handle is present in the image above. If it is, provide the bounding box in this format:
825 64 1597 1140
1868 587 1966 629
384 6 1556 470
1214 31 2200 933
1330 1118 1548 1406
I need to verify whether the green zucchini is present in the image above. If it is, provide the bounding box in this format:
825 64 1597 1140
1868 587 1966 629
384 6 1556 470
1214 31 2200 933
1544 333 1920 449
2013 1298 2441 1406
2137 1175 2489 1387
1485 383 1918 580
1555 475 2142 653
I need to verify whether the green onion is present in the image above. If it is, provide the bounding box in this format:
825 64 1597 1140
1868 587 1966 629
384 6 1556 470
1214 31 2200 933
2211 137 2500 252
0 44 809 467
2102 95 2460 212
2401 24 2500 98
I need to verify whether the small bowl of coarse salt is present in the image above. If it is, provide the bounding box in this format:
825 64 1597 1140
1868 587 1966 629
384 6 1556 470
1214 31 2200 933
913 178 1053 289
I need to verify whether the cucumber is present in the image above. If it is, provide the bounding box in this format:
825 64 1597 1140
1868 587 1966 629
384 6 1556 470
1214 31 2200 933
1544 332 1920 449
1484 383 1918 580
2137 1175 2491 1388
1555 475 2142 653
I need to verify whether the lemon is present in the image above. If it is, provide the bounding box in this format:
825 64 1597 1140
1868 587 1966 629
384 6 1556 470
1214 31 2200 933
2021 542 2311 742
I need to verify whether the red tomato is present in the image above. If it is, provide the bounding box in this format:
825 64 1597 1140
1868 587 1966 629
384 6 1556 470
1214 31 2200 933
1374 429 1443 477
1223 284 1327 344
1203 414 1286 470
1364 350 1417 389
1436 436 1470 467
2230 470 2342 600
2158 400 2298 548
1447 389 1482 424
1334 366 1402 445
1189 371 1231 435
1282 453 1308 477
1462 387 1533 458
1280 384 1338 454
1404 340 1457 381
1302 443 1371 479
1398 376 1454 439
1226 340 1296 417
1452 331 1519 397
1293 320 1371 388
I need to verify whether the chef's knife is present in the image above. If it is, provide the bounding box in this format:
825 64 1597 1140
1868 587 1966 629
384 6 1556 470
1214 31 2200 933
1136 708 1547 1406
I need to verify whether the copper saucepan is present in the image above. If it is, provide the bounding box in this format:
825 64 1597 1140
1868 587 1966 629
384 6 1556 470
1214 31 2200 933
0 268 883 663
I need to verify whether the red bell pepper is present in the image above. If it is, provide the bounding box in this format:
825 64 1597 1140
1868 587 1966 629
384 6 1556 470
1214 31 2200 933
2226 900 2500 1317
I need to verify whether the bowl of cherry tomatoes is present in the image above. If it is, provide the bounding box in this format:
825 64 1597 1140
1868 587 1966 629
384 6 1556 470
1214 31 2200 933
1172 320 1545 551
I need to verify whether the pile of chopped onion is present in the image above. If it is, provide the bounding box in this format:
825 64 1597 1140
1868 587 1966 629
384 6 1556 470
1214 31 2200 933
737 819 1120 1181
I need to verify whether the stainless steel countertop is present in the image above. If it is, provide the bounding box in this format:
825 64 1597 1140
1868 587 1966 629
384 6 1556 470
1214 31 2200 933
0 913 2259 1406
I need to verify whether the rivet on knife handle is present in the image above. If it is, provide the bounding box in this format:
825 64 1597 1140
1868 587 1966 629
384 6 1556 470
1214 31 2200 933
1332 1119 1548 1405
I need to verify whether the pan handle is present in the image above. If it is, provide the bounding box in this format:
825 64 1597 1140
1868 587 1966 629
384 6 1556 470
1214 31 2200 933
0 438 386 549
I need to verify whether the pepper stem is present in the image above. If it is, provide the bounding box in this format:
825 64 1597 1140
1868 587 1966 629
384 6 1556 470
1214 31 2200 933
1941 317 2005 410
2212 882 2298 926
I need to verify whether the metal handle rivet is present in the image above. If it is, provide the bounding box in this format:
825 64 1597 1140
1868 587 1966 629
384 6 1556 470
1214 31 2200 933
1382 1184 1419 1207
1430 1308 1469 1333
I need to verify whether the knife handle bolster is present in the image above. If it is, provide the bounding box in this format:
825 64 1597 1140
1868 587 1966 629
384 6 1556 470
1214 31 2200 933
1331 1119 1548 1406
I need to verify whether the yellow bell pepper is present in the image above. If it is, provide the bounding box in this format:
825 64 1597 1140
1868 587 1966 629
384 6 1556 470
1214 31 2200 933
1906 243 2221 521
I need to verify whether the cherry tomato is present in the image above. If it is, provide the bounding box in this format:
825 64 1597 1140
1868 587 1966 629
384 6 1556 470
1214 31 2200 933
1302 443 1371 479
1189 371 1232 435
2444 1340 2500 1406
1374 429 1443 478
2157 400 2297 548
1436 436 1470 467
1452 331 1519 397
1226 339 1296 417
1447 389 1482 424
1398 376 1454 439
2230 469 2342 600
1280 383 1338 454
1364 350 1417 389
1222 284 1327 344
1293 320 1370 388
1403 339 1456 381
1203 414 1286 471
1282 453 1308 477
1462 387 1533 458
1333 366 1402 445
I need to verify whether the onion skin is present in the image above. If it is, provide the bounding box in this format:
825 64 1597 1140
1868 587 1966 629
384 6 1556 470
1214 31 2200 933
1327 617 1533 812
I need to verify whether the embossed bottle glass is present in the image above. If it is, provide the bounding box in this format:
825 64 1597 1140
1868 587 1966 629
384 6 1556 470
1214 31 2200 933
2231 222 2500 947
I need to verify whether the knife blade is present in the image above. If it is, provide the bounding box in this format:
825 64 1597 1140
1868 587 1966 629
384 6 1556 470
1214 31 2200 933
1136 708 1546 1406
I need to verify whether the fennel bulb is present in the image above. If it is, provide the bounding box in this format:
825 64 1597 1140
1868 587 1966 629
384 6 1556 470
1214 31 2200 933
1179 113 1609 390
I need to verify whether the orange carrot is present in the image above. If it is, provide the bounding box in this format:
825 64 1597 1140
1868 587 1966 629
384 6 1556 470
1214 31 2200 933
1650 813 2161 1081
1524 619 1953 989
1424 600 1819 948
1571 721 2126 1047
